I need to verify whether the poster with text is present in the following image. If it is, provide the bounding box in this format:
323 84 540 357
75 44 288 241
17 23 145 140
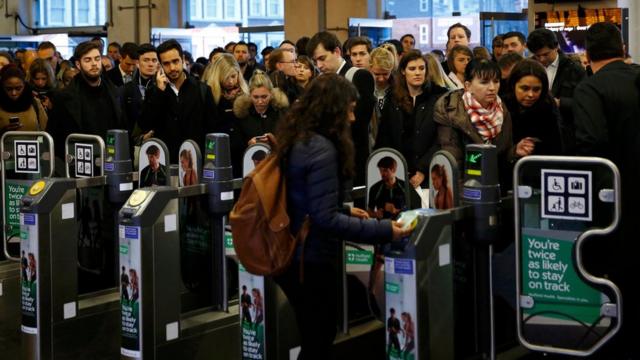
20 213 39 334
385 257 418 360
239 264 265 360
520 228 603 326
120 225 143 358
5 180 30 249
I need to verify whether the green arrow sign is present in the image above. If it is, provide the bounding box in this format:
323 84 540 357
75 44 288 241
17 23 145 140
468 153 482 164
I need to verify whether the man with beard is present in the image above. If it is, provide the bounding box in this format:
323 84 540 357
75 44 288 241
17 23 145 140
47 41 125 158
234 41 257 82
122 43 158 141
139 39 216 155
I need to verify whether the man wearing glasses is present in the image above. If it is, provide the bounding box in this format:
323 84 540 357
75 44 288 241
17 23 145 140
268 48 302 103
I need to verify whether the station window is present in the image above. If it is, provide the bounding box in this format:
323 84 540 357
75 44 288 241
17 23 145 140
267 0 283 17
385 0 525 18
419 24 429 44
38 0 105 27
225 0 241 20
249 0 265 17
189 0 222 20
419 0 429 12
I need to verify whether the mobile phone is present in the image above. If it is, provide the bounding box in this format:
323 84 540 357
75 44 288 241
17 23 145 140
529 137 542 143
9 117 19 124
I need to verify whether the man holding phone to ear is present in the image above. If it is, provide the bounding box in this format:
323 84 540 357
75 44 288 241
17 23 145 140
139 39 217 155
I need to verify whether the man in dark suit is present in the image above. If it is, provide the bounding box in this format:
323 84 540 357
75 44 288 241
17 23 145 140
307 31 375 186
106 42 139 87
527 28 585 154
122 43 158 141
573 22 640 358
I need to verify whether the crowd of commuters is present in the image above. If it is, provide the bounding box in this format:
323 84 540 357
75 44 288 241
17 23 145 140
1 21 638 359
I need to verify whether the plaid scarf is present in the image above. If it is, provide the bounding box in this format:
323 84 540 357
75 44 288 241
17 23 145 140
462 91 503 142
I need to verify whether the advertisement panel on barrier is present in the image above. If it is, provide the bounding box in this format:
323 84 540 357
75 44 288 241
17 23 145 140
385 257 418 360
20 213 39 334
239 264 265 360
120 225 143 358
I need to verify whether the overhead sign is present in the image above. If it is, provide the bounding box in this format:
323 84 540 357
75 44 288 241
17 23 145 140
541 169 592 221
14 140 40 174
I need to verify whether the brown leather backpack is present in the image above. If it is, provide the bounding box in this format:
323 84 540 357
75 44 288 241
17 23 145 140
229 153 309 276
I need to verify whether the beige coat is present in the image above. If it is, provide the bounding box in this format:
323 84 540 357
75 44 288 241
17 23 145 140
433 89 515 174
0 97 48 132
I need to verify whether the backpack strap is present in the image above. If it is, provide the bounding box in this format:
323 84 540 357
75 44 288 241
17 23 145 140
297 215 311 283
32 98 42 131
344 67 359 83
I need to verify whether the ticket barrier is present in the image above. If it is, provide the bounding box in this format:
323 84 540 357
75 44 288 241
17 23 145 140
383 145 516 360
229 146 419 359
18 130 135 359
225 143 297 360
0 132 55 358
119 134 238 360
514 156 622 356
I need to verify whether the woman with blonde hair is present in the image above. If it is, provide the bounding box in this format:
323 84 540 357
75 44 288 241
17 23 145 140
379 42 399 71
424 53 457 91
370 47 395 120
233 70 289 148
202 53 249 106
202 53 249 177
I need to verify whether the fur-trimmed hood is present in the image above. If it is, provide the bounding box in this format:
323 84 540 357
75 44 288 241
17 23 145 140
233 87 289 118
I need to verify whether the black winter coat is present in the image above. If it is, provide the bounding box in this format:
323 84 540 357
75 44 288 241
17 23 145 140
550 51 586 154
504 95 564 155
338 63 375 186
572 61 640 356
122 71 155 138
47 74 125 157
286 134 392 263
375 83 448 177
139 75 217 156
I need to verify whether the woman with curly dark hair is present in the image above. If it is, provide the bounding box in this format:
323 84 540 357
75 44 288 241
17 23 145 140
274 73 410 359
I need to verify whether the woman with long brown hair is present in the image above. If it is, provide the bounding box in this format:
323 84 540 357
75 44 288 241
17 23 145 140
275 73 410 359
375 49 448 188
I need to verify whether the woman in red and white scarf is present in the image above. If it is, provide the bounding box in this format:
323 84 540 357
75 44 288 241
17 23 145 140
434 59 534 190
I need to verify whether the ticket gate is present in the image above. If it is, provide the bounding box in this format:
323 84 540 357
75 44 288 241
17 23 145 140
119 134 238 360
19 130 135 359
383 144 513 360
0 131 55 358
514 156 622 356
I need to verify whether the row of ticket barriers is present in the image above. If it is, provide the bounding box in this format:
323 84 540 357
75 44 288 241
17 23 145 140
0 129 624 359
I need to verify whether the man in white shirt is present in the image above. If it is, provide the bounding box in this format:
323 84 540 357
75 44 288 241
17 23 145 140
527 28 585 154
106 42 139 87
307 31 375 185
